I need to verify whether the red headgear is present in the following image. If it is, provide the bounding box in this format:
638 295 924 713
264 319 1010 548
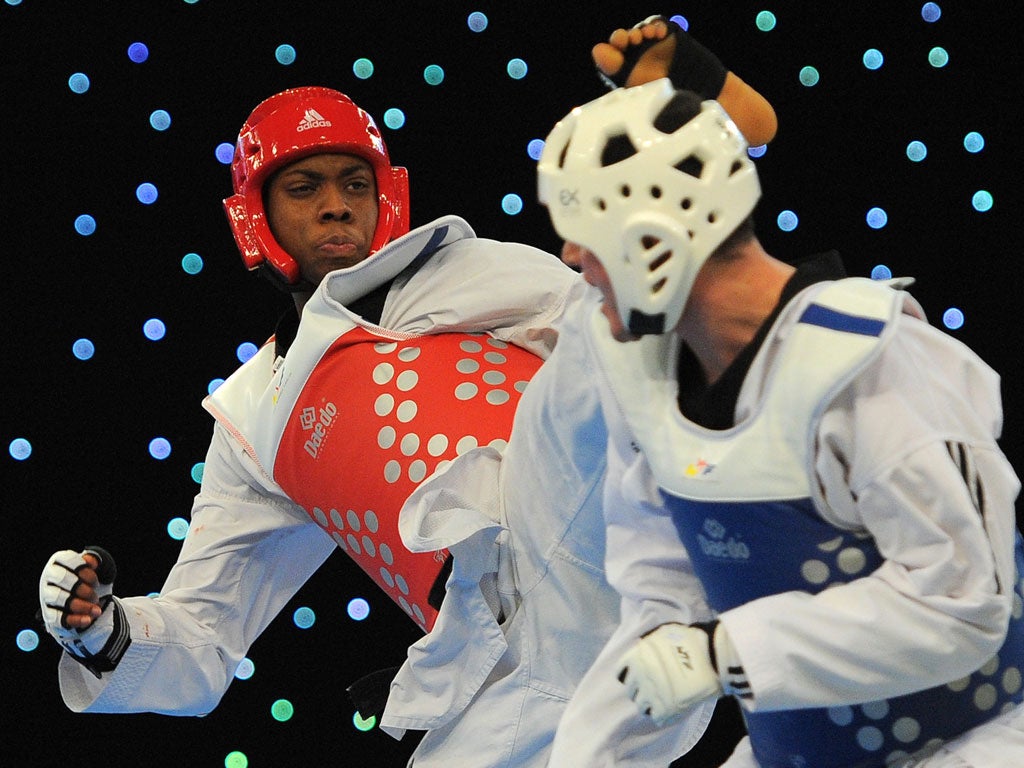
223 87 411 285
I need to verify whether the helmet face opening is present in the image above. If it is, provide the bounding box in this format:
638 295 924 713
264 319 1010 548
538 80 761 335
223 87 410 286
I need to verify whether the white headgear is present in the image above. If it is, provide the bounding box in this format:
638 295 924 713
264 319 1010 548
538 79 761 335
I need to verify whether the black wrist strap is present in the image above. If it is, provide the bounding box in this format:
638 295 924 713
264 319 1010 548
597 17 727 100
63 596 132 679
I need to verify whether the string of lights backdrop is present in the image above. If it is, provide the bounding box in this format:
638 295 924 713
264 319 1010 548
5 2 1020 766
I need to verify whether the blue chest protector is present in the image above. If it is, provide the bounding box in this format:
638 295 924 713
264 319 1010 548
596 279 1024 768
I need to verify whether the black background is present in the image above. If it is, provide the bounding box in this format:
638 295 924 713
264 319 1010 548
5 2 1021 766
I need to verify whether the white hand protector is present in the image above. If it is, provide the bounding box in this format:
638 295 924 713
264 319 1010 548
618 621 746 727
39 547 131 678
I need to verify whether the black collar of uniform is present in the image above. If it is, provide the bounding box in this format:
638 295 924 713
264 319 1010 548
273 278 394 359
676 251 847 429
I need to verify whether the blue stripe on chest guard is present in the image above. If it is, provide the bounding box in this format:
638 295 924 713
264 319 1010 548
798 303 885 336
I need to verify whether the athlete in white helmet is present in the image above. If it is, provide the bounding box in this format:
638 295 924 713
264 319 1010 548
538 79 1024 767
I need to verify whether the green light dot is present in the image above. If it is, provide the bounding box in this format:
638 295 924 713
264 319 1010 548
190 462 205 484
383 108 405 129
353 712 376 731
799 66 820 86
755 11 776 31
972 190 993 212
928 46 949 67
271 699 294 722
224 751 249 768
423 64 444 85
353 57 374 79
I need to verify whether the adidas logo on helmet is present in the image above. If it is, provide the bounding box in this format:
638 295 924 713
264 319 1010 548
297 108 332 132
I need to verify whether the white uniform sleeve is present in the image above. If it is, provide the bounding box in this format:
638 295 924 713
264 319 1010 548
57 422 336 715
720 318 1021 711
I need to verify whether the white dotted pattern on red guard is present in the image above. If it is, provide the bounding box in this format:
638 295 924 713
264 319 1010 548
274 328 541 631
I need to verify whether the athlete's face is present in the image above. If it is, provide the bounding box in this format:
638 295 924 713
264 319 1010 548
561 241 637 342
265 152 378 287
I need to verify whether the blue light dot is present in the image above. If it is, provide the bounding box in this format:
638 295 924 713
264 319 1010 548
17 629 40 651
527 139 545 161
190 462 205 484
747 144 767 158
127 42 149 63
73 338 95 360
236 341 258 363
972 190 993 212
755 11 776 31
353 58 374 79
862 49 884 70
293 606 316 629
353 712 376 731
871 264 893 280
348 598 371 621
208 378 225 394
234 658 255 680
866 207 888 229
799 66 820 86
149 437 172 459
68 72 90 93
777 210 799 232
467 11 488 32
921 2 942 22
74 214 97 236
272 700 295 722
928 47 949 68
182 252 204 274
943 307 964 330
506 58 528 80
225 752 249 768
423 64 445 85
183 0 200 4
149 109 171 131
167 516 190 540
383 108 405 130
501 193 524 215
9 438 32 461
963 131 984 153
669 14 689 31
215 142 235 164
136 182 159 204
275 44 296 65
143 318 166 340
6 0 24 6
906 140 927 162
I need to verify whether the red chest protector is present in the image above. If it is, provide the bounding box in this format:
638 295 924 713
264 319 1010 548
273 327 541 631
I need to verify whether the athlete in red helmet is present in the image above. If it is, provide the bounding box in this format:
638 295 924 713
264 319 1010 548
38 16 777 768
